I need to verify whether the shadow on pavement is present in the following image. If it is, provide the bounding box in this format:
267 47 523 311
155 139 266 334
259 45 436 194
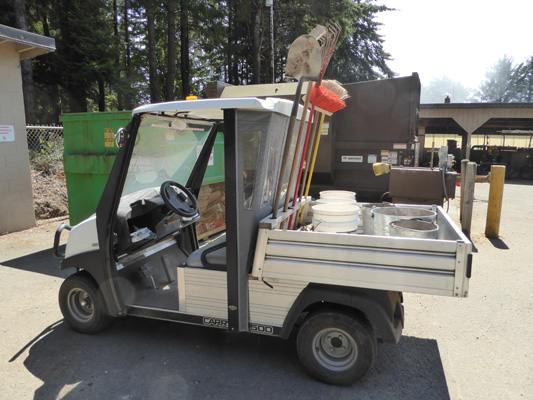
14 317 450 400
488 237 510 250
1 246 69 278
505 179 533 186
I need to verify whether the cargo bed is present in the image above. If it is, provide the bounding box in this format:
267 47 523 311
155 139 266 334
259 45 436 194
252 205 471 298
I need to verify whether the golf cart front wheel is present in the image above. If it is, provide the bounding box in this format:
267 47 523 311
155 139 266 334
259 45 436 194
59 271 111 334
296 311 376 385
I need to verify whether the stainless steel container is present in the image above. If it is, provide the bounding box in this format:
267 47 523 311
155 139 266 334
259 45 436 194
389 219 439 239
372 206 437 236
361 203 395 235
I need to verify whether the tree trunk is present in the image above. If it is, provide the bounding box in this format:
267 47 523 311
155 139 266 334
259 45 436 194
68 88 88 113
13 0 36 124
180 0 190 97
146 1 162 103
166 0 177 100
227 0 237 84
98 78 106 111
113 0 123 110
251 4 262 84
52 83 61 124
124 0 133 109
38 5 60 122
227 0 232 84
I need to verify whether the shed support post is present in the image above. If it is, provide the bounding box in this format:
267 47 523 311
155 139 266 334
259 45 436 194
460 159 468 222
461 161 477 237
417 126 426 166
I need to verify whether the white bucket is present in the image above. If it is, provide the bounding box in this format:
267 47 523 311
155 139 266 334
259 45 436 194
317 198 357 205
319 190 356 201
312 203 360 233
372 207 437 236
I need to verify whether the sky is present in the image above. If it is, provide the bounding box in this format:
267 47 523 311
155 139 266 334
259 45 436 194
375 0 533 90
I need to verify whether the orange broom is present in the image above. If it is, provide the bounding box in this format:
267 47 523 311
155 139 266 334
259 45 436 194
292 80 349 227
308 80 349 114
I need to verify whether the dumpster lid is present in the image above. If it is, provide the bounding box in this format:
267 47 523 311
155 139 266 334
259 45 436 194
132 97 300 119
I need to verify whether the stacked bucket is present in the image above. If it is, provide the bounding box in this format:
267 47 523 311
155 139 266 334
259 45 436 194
310 190 439 238
311 191 360 233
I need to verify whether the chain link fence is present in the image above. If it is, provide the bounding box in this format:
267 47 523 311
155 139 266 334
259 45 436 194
27 125 69 222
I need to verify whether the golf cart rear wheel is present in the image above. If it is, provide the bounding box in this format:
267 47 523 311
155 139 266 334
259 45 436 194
296 311 376 386
59 271 111 334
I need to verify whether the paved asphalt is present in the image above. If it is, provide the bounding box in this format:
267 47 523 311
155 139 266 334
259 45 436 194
1 181 532 399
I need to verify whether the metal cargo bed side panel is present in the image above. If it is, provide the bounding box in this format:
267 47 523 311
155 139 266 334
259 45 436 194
260 227 470 297
182 268 307 327
248 280 308 327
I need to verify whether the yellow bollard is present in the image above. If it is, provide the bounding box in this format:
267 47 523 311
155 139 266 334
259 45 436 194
485 165 506 238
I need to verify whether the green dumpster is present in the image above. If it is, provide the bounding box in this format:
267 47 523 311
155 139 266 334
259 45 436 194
203 133 225 184
61 111 225 226
61 111 132 225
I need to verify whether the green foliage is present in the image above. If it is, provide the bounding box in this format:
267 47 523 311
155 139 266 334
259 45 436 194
11 0 396 122
513 57 533 103
421 77 474 103
473 55 533 103
28 133 64 175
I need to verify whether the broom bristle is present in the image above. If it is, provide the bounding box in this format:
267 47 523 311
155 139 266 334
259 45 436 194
309 85 347 113
321 80 350 101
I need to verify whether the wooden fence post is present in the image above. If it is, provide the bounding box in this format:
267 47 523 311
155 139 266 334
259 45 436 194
485 165 506 238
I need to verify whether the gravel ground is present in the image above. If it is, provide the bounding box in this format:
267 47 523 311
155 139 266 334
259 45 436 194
0 181 532 399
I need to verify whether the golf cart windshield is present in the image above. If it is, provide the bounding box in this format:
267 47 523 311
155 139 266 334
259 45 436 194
123 114 215 196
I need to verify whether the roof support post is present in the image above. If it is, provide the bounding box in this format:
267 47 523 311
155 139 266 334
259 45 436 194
224 109 249 333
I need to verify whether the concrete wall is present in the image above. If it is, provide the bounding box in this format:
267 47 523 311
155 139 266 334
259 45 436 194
0 41 36 233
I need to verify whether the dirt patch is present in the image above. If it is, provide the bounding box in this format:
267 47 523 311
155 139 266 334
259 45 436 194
31 162 68 220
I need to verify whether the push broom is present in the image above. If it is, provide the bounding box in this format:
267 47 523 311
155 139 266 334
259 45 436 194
287 23 344 229
294 81 349 226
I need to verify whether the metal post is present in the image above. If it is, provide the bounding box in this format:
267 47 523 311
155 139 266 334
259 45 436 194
268 1 274 83
460 159 468 222
417 126 425 167
461 161 477 237
430 138 435 168
485 165 506 238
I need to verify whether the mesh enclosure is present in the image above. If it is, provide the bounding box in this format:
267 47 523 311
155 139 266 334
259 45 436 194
26 125 69 221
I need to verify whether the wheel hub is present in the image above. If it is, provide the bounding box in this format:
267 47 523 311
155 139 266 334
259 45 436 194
313 328 358 371
67 288 94 323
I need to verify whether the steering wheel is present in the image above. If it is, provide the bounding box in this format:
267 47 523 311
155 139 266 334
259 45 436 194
160 181 199 218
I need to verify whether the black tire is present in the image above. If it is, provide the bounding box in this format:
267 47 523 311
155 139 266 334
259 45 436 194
296 311 377 386
58 272 112 334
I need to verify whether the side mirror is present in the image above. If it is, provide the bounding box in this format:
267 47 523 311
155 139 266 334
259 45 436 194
115 127 127 148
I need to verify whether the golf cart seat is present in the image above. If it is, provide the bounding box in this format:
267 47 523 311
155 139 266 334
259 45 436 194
186 234 227 271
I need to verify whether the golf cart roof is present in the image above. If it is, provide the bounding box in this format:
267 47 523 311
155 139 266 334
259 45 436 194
132 97 299 120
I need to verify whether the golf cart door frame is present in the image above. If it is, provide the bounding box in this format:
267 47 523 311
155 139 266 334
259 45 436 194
94 112 220 318
95 114 142 317
224 108 249 332
224 108 293 333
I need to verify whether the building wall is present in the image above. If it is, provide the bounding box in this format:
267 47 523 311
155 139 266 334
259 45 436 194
0 41 36 233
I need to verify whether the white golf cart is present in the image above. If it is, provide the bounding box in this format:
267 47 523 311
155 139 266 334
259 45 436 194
53 97 472 385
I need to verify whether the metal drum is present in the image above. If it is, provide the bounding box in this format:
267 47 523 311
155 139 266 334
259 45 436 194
372 207 437 236
389 219 439 239
360 203 395 235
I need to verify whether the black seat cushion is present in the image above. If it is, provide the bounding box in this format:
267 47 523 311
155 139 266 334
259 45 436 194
186 234 226 270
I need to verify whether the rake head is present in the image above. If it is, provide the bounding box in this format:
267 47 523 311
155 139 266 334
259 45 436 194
319 22 342 79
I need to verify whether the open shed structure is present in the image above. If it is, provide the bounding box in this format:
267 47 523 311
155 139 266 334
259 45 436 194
0 24 55 233
418 103 533 161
